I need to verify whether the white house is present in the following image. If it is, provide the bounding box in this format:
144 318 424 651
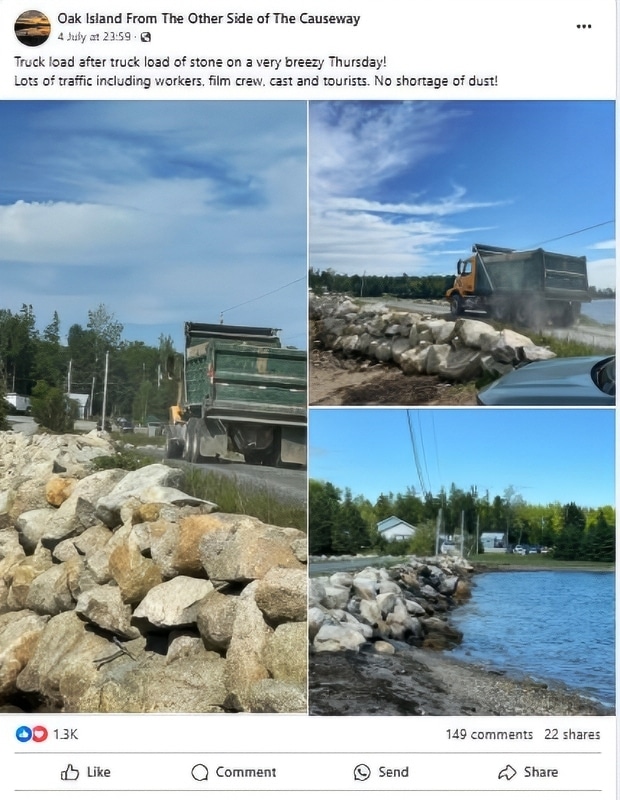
67 393 90 420
377 516 417 542
480 531 506 552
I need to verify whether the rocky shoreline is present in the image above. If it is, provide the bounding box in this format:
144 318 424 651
309 556 613 716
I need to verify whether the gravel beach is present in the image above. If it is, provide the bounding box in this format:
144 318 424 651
310 643 613 717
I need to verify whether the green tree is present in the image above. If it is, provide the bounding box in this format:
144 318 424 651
309 479 341 555
407 520 437 557
0 361 9 431
585 510 615 562
336 488 371 554
30 380 77 433
34 311 65 387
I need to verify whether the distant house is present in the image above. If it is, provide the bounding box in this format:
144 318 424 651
480 531 506 552
377 516 417 542
67 393 90 420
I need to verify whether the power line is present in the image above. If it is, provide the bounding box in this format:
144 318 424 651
526 220 614 249
220 276 305 318
406 410 427 498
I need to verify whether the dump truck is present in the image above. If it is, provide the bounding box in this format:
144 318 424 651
164 322 307 468
445 244 590 327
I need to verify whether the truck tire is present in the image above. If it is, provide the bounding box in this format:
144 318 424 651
185 417 201 463
515 299 547 329
165 434 183 460
449 295 463 316
489 297 512 323
562 302 580 326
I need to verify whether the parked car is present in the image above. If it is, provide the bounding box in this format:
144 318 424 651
513 545 527 555
116 417 134 433
477 355 615 406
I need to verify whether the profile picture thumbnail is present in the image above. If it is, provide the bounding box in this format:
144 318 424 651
15 10 51 46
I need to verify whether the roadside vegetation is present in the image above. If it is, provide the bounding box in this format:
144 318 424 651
183 467 306 533
469 552 614 571
0 303 177 429
310 479 614 563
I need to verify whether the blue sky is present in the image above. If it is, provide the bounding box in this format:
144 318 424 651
309 101 615 290
309 407 615 509
0 101 307 350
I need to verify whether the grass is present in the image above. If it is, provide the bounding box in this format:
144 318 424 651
181 467 307 533
111 431 166 447
91 449 158 472
470 552 614 571
528 333 614 358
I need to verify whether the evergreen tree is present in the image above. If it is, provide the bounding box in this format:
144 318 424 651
309 480 341 555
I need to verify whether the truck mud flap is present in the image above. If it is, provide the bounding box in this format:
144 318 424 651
280 426 307 467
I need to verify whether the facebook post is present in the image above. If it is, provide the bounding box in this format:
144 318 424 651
0 0 616 797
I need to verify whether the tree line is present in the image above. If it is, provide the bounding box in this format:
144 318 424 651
309 268 454 299
309 269 615 300
0 303 177 431
310 479 615 563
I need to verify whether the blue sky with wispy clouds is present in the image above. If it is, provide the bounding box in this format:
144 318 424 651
0 101 307 349
309 101 615 290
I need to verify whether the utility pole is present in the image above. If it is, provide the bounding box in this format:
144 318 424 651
101 351 109 432
90 375 96 419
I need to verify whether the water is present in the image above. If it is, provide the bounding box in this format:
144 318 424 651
583 299 615 326
450 571 615 707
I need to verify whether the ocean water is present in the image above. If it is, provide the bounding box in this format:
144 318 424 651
450 570 615 707
583 299 615 326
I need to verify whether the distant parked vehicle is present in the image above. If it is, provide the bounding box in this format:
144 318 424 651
513 546 527 555
4 393 31 414
116 418 134 433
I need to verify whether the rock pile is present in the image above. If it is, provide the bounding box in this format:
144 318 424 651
310 293 556 382
309 556 473 655
0 431 306 713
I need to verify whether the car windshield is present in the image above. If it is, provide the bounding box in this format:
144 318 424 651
593 357 615 396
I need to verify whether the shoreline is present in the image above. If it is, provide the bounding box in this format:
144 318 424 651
309 556 615 716
309 647 614 716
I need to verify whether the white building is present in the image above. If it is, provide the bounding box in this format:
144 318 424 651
480 531 506 552
67 393 90 420
377 516 417 542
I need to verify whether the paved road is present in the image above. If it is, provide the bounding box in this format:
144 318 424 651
362 298 615 351
6 415 39 435
163 451 307 508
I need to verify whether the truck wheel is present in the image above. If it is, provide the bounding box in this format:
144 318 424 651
449 295 462 316
490 297 512 322
185 418 200 463
165 435 183 459
562 302 580 326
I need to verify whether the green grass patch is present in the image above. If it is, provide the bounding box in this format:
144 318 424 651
181 467 306 533
470 552 614 571
92 449 157 472
528 333 614 358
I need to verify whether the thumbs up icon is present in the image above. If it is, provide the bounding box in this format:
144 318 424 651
61 764 80 781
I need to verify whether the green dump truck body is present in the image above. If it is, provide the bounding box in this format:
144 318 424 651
166 322 307 467
184 322 307 424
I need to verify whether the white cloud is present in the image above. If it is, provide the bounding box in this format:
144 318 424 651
587 257 616 290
